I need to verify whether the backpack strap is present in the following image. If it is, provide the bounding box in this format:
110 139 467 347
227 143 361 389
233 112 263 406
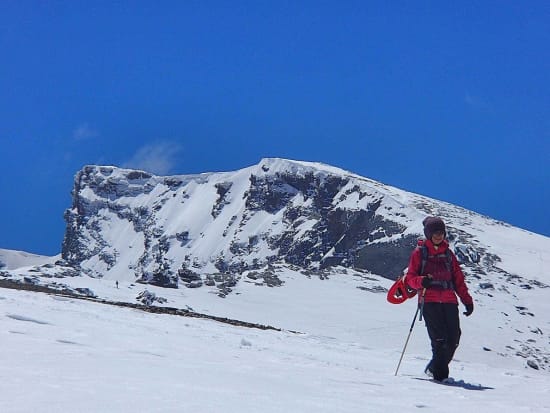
417 240 455 287
419 244 428 275
430 279 455 289
444 249 453 274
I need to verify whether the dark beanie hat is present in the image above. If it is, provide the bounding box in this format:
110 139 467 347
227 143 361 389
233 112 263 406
423 216 446 239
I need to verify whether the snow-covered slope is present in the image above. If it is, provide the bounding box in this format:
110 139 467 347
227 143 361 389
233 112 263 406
0 248 58 270
1 279 549 413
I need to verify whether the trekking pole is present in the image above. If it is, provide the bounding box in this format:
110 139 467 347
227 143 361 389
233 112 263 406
394 288 427 376
418 287 426 321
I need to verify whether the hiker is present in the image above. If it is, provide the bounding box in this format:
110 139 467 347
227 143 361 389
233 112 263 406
405 217 474 382
116 280 119 289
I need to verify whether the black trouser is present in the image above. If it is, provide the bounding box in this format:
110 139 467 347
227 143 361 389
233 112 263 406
422 302 461 381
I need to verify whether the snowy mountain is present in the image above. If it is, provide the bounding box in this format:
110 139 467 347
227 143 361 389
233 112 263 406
1 157 549 380
0 248 58 270
61 157 424 289
60 158 547 291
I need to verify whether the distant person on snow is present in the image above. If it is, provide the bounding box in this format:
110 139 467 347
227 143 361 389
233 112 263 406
405 216 474 382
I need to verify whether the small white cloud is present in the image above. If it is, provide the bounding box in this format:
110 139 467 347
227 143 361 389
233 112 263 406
464 92 492 111
73 123 98 140
122 141 181 175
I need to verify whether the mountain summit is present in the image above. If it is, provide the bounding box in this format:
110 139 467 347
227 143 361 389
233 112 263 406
60 158 546 292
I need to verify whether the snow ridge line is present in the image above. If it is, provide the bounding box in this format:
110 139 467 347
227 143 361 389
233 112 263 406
0 278 302 334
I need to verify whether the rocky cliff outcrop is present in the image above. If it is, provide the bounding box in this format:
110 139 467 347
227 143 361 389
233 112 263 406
60 158 531 297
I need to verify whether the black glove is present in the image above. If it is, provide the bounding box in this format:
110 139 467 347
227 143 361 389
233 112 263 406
463 303 474 316
421 276 433 288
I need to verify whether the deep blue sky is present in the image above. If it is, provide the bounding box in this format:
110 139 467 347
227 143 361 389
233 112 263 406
1 1 549 255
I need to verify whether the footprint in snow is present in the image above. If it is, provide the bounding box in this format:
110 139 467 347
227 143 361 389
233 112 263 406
56 339 83 346
7 314 51 325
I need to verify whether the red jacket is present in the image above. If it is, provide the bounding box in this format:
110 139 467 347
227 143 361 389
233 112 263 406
405 239 473 306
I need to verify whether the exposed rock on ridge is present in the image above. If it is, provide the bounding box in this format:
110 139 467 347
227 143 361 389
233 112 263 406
61 160 422 289
60 158 532 296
